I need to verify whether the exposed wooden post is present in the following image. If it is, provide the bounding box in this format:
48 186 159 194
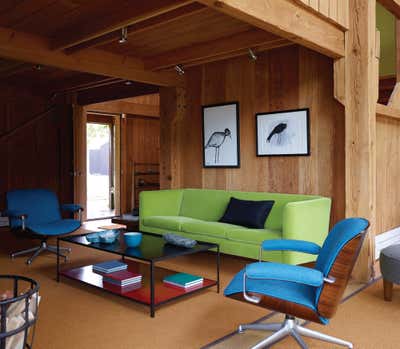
388 20 400 107
159 86 186 189
345 0 379 281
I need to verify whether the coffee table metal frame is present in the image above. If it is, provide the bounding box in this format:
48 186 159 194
56 231 220 317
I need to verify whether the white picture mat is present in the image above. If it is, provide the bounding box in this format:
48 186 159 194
203 104 239 166
257 110 309 155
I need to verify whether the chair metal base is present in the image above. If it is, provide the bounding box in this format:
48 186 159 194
11 241 71 265
238 315 353 349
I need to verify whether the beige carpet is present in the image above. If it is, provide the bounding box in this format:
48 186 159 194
1 223 395 349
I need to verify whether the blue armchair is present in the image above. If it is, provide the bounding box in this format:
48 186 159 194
5 189 83 264
224 217 369 349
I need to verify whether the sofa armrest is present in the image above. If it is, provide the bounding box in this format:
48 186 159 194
281 197 331 264
139 190 184 223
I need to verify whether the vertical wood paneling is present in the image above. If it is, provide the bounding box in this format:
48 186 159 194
166 46 345 224
0 86 73 211
377 116 400 233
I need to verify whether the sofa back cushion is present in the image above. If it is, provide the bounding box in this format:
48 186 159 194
179 189 231 221
179 189 320 230
229 191 320 230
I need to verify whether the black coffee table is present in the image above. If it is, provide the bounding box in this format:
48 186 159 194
57 231 220 317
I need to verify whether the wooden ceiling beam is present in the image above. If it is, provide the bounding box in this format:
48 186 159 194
198 0 345 58
145 29 291 70
51 0 195 51
65 3 207 55
0 61 33 78
378 0 400 18
85 100 159 118
0 26 182 87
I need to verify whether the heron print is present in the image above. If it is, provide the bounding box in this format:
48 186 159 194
205 128 231 163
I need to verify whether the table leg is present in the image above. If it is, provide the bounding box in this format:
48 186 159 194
150 261 155 317
56 238 60 282
216 245 220 293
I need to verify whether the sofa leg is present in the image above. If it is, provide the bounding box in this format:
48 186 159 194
383 279 393 301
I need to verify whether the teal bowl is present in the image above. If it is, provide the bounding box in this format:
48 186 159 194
124 232 142 247
99 230 120 244
86 232 100 243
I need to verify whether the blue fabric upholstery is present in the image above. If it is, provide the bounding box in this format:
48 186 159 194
28 219 81 236
246 262 324 287
60 204 83 213
224 218 369 325
261 239 321 255
6 189 81 236
224 269 319 315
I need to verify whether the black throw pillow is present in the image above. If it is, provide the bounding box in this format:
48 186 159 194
219 197 274 229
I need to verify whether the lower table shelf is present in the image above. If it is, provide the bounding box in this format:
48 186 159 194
60 260 217 307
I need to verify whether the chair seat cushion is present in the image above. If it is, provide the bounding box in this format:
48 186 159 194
142 216 197 231
226 228 282 245
181 219 241 238
28 219 81 236
224 268 317 313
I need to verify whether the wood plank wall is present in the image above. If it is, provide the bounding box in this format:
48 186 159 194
0 85 73 210
377 115 400 233
295 0 349 28
166 46 345 224
121 115 160 213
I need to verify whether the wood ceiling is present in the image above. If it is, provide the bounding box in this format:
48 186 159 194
0 0 293 97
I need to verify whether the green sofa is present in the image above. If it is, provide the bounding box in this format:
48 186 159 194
139 189 331 265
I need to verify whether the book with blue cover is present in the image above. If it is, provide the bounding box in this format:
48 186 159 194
163 273 203 288
92 260 127 274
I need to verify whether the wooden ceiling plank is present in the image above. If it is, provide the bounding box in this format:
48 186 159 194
51 0 195 51
198 0 345 58
378 0 400 18
0 26 183 87
65 3 207 54
145 29 288 70
0 62 33 78
85 100 159 118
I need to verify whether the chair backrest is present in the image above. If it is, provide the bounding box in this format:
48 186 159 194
315 217 369 319
7 189 61 229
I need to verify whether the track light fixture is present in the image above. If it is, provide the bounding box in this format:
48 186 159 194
248 48 257 61
34 64 43 71
174 64 185 75
118 27 128 44
124 81 133 85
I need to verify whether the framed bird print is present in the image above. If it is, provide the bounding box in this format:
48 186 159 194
256 108 310 156
202 102 240 168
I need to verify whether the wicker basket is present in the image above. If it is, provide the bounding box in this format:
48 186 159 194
0 275 40 349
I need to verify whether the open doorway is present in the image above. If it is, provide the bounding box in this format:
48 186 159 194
86 114 117 219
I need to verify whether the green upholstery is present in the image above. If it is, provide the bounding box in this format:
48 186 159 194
139 189 331 264
181 219 240 238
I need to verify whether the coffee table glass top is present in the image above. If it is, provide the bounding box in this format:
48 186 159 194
60 231 218 262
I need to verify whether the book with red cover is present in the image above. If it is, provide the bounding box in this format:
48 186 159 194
103 270 142 285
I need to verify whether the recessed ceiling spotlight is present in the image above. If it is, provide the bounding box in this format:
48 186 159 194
119 27 128 44
248 48 257 61
174 64 185 75
125 81 133 85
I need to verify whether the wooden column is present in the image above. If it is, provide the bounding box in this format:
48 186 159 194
344 0 379 281
159 86 186 189
72 104 87 220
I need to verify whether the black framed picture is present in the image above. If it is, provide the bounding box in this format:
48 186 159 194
256 108 310 156
202 102 240 168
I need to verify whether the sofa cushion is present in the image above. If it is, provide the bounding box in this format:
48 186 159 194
181 219 242 238
227 227 282 245
179 189 231 221
220 197 274 228
142 216 197 231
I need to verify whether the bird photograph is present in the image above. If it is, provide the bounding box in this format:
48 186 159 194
205 128 231 163
266 122 288 145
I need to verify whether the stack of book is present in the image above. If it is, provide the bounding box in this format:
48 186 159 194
92 260 127 274
103 270 142 290
0 215 9 227
163 273 203 290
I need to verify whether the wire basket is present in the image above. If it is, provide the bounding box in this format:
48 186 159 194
0 275 40 349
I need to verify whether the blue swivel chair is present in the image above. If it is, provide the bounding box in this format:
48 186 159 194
5 189 83 265
224 217 369 349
